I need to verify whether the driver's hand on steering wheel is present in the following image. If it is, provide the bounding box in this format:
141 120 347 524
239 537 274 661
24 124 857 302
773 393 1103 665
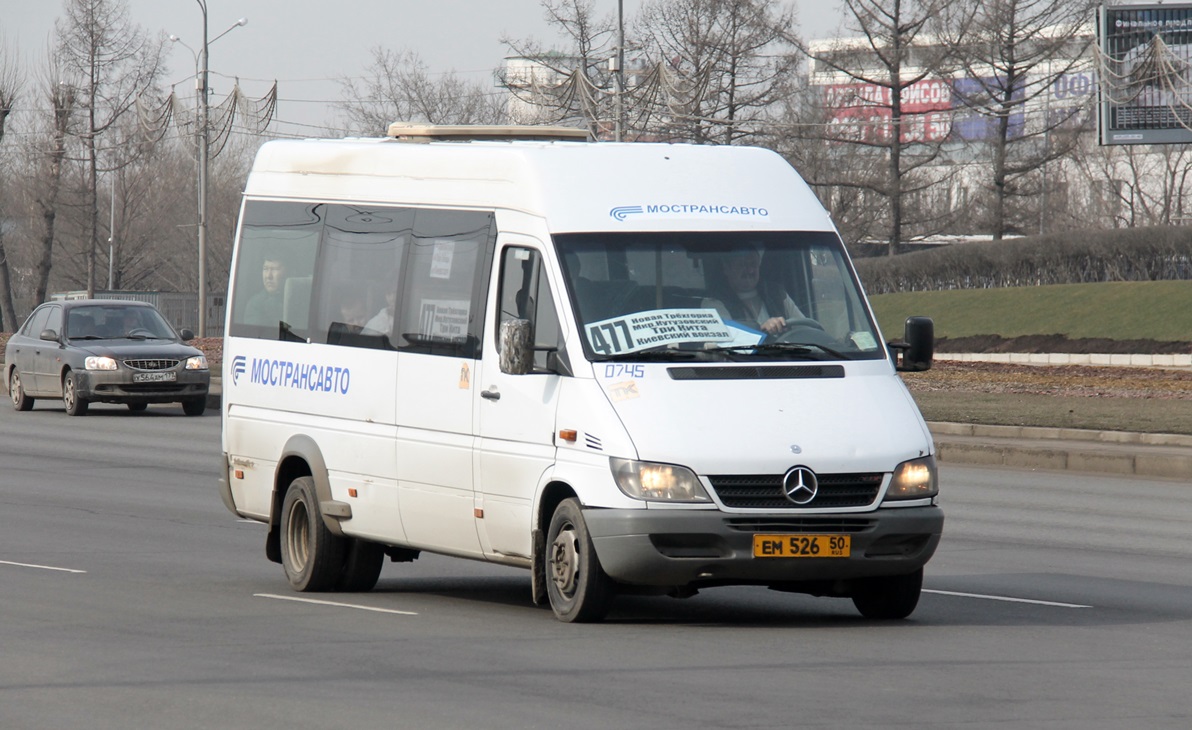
760 316 786 335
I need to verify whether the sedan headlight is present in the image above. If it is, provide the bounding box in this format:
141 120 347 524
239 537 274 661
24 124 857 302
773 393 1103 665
85 356 117 371
885 456 938 501
185 355 208 370
610 458 711 502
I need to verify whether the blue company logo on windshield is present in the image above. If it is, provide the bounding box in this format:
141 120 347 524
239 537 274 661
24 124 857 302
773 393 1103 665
610 203 768 221
238 356 351 394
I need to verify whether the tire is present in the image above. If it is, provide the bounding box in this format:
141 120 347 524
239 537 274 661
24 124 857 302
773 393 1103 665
127 402 148 413
338 539 385 592
10 370 33 412
182 398 206 416
280 476 346 592
545 498 613 623
851 568 923 620
62 371 89 417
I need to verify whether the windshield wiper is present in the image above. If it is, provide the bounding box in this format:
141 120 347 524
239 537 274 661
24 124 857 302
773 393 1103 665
707 342 850 360
599 346 708 362
69 335 104 340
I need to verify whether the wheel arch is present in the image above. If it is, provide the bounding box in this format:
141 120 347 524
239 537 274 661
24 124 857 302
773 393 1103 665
271 434 343 537
530 480 579 606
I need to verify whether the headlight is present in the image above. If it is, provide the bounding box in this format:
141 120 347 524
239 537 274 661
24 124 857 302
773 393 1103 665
185 355 208 370
610 458 711 502
85 356 117 371
885 456 938 501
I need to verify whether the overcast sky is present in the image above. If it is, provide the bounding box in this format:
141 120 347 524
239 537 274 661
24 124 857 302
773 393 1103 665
5 0 845 137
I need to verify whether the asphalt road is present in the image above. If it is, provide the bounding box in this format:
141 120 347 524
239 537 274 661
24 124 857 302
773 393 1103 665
2 400 1190 729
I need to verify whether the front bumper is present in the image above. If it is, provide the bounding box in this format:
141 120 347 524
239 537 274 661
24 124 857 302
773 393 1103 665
74 369 210 404
584 505 943 588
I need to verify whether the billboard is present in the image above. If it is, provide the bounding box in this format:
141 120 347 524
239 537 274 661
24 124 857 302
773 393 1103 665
1099 3 1192 145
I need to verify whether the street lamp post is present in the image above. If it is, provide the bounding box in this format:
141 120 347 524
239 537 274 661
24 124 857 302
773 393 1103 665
171 2 246 337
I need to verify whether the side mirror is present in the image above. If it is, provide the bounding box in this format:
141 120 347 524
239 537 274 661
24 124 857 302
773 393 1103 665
40 329 60 342
179 328 195 341
889 316 933 372
499 319 533 375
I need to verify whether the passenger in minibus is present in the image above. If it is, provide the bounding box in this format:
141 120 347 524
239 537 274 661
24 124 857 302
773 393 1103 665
364 289 397 335
337 291 369 333
702 247 803 335
244 254 288 326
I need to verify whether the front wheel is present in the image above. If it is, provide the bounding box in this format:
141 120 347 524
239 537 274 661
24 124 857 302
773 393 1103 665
63 371 89 416
182 397 206 416
280 476 346 592
10 370 33 411
545 498 613 623
851 568 923 620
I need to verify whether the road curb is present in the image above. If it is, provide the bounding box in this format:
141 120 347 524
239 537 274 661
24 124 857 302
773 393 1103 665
929 421 1192 480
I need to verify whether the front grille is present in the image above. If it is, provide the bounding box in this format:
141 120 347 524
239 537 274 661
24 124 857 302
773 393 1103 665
725 517 876 533
124 359 179 371
708 472 884 509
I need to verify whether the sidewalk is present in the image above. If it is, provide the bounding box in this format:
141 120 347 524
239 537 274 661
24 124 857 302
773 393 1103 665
205 379 1192 481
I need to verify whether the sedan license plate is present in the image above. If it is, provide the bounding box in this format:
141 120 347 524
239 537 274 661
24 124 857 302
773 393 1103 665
132 371 177 383
753 534 850 558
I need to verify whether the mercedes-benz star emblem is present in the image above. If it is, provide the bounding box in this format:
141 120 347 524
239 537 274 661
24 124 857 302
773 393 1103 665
782 466 819 505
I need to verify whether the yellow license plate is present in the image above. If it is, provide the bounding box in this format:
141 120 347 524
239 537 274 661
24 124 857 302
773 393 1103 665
753 534 851 558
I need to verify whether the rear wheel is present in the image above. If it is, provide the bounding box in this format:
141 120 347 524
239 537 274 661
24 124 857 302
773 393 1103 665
851 568 923 620
545 498 613 623
62 371 88 417
182 398 206 416
127 402 148 413
280 476 346 592
10 370 33 412
338 539 385 592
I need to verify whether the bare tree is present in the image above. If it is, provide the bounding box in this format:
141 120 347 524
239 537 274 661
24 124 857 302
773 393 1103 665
944 0 1096 239
0 41 23 330
636 0 800 144
802 0 966 255
54 0 163 297
337 48 506 134
1072 138 1192 229
500 0 622 135
31 64 78 306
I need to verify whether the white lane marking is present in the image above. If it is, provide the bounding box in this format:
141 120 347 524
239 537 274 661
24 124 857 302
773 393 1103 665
0 559 87 574
255 593 418 615
925 589 1091 609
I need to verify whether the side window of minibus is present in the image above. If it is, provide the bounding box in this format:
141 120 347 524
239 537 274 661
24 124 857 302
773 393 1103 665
229 201 322 341
498 246 560 372
309 204 411 350
394 209 493 358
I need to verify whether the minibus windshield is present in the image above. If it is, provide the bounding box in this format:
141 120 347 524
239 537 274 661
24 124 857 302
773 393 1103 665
554 231 885 363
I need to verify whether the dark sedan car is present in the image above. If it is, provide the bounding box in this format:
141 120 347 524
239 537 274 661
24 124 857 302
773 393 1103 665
4 299 210 416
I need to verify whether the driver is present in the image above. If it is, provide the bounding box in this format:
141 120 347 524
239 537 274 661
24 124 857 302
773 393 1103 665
702 247 804 335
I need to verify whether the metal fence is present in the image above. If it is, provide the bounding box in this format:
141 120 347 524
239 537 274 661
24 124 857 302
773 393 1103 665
50 291 226 337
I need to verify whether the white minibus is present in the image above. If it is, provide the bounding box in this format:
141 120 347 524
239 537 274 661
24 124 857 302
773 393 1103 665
219 124 942 622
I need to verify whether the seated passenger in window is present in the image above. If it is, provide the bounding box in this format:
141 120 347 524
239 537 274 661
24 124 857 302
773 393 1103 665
364 289 397 335
243 254 289 326
337 291 369 334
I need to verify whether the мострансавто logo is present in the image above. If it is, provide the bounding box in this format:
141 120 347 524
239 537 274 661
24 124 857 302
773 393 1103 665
231 354 351 395
610 203 769 220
